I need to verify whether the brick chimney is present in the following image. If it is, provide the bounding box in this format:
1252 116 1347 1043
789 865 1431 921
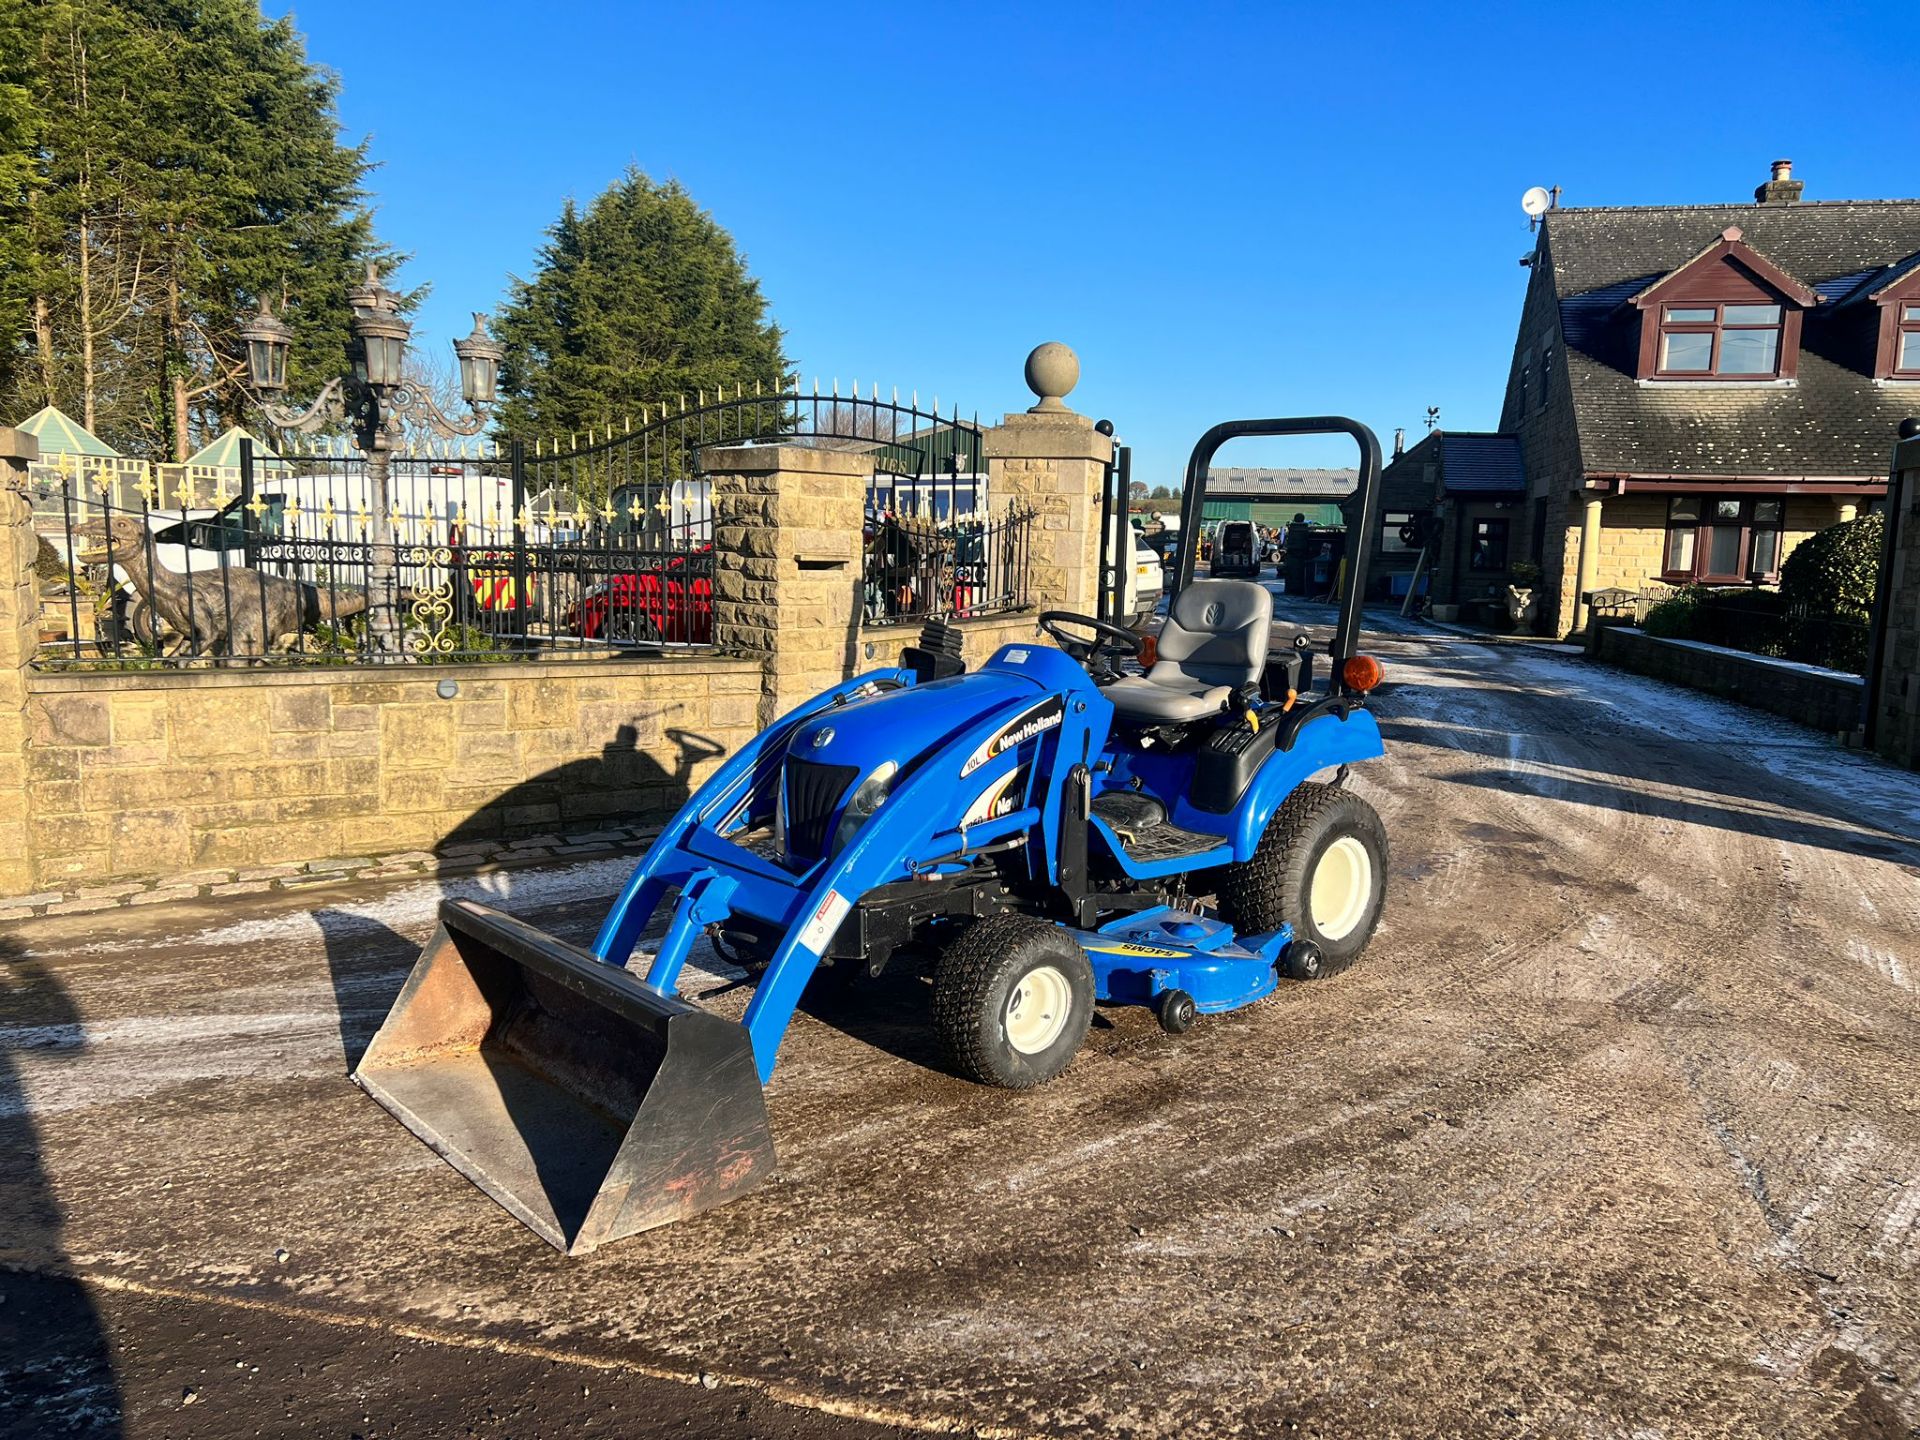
1755 158 1804 205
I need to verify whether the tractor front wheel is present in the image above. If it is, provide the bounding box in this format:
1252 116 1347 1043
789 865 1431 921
1215 782 1387 977
932 914 1094 1089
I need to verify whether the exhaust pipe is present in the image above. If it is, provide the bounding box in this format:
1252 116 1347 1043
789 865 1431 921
353 898 775 1254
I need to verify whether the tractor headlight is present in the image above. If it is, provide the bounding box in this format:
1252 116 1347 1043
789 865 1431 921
833 761 898 850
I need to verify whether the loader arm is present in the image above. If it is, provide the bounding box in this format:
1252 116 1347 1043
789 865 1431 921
589 669 911 967
615 686 1052 1083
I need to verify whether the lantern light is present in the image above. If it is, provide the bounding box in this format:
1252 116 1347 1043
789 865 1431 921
239 297 294 393
452 312 504 407
346 261 411 390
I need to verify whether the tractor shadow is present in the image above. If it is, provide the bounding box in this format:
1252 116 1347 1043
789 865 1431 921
0 937 123 1436
316 725 719 1073
795 958 951 1075
437 722 716 851
313 909 421 1071
793 951 1122 1082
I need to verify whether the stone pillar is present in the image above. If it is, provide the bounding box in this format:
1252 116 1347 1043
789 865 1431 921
1839 501 1859 524
705 443 867 730
1570 491 1604 636
1870 427 1920 767
983 344 1113 619
0 427 41 894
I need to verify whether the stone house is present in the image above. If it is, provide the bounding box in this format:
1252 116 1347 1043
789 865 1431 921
1417 161 1920 635
1346 430 1527 615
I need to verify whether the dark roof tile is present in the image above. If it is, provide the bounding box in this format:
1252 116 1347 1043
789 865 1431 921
1438 433 1526 494
1544 201 1920 477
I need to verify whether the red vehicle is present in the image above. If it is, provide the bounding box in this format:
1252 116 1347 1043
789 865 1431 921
567 547 713 645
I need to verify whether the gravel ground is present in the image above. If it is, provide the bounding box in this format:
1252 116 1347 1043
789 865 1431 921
3 597 1918 1439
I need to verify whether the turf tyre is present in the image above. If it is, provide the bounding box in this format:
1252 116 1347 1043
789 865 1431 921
932 914 1094 1089
1215 781 1387 976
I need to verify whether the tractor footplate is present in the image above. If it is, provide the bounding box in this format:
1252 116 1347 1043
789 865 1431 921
1093 792 1225 864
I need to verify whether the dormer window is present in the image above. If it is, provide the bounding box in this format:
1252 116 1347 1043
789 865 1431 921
1657 303 1784 376
1900 305 1920 374
1864 256 1920 380
1630 226 1816 383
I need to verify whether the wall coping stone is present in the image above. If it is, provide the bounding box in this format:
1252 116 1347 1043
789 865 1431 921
1604 627 1865 687
0 428 39 464
982 411 1112 463
699 442 875 475
28 652 759 695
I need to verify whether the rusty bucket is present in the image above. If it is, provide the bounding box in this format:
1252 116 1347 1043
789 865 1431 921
353 898 774 1254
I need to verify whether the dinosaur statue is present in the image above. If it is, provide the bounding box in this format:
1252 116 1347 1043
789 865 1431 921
74 514 381 660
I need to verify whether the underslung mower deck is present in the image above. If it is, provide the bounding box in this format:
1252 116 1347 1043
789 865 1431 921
354 415 1393 1252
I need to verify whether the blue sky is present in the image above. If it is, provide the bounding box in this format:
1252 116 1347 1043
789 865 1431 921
290 0 1919 484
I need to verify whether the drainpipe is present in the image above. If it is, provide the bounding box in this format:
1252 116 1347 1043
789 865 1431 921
1570 488 1604 636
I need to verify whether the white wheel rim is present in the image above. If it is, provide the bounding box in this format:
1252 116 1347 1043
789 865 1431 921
1309 836 1373 943
1005 964 1073 1054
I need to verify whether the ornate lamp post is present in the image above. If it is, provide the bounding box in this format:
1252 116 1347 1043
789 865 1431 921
240 262 504 649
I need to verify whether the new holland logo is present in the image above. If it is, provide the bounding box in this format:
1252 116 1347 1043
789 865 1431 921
1203 601 1224 626
959 696 1065 778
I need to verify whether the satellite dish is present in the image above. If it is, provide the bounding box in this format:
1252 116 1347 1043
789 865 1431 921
1520 186 1552 218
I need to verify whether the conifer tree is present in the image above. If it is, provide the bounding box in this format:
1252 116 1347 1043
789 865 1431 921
494 169 787 443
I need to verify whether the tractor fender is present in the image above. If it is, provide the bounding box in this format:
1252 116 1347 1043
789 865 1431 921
1230 707 1383 859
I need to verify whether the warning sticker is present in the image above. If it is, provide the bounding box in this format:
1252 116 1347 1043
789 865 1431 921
797 889 853 955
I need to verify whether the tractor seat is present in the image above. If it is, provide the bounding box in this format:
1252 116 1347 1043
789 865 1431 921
1105 579 1272 725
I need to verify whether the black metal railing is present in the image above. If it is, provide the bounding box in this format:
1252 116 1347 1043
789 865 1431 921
863 502 1034 627
28 382 986 666
29 447 715 666
1636 584 1874 674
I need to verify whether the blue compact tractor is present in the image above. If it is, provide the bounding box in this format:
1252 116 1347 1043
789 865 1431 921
355 417 1391 1252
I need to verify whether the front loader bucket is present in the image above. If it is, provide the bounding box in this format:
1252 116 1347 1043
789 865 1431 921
353 897 774 1254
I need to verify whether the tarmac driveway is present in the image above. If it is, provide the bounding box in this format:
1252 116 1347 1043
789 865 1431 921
4 599 1920 1438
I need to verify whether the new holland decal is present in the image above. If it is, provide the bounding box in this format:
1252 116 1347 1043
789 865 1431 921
959 696 1065 778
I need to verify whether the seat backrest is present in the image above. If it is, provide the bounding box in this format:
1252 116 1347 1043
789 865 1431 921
1152 579 1271 689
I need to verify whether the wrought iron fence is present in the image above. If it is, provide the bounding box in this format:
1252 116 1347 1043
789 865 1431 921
863 502 1035 626
29 382 989 666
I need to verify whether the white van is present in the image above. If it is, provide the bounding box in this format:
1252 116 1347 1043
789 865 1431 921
1108 518 1165 625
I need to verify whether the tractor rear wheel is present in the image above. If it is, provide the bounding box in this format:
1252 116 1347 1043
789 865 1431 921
1215 782 1387 976
932 914 1094 1089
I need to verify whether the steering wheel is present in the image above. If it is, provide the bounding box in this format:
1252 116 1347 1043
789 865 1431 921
1039 611 1145 667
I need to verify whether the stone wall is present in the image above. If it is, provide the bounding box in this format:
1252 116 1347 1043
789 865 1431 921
20 658 761 889
1593 625 1864 736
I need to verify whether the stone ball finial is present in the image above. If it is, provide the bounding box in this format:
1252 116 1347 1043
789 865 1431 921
1024 342 1079 414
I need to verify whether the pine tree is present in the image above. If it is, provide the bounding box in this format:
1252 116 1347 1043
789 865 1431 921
495 169 787 443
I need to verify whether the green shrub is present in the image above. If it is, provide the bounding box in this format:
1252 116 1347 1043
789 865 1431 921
1641 590 1699 638
1779 513 1883 619
1692 587 1789 656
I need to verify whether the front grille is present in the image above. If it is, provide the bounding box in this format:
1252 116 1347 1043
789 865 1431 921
783 760 858 859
